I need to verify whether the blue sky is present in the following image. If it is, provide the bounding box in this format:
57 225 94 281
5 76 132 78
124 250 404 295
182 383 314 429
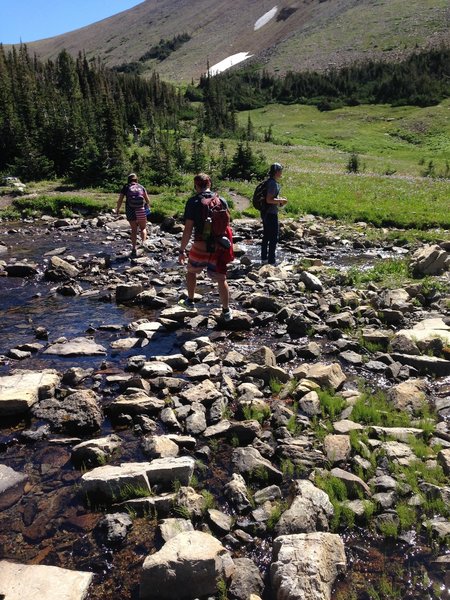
0 1 143 44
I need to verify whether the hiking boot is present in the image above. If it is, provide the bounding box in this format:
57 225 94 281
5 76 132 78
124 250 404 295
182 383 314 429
130 248 138 258
178 298 197 312
222 308 232 322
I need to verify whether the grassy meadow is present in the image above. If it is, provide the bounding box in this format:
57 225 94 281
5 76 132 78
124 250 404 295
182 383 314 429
2 100 449 230
232 100 450 228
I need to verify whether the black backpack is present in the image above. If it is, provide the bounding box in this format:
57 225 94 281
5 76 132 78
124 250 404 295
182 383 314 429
252 179 269 212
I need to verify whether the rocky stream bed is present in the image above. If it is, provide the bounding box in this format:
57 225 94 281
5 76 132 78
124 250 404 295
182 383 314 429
0 212 449 600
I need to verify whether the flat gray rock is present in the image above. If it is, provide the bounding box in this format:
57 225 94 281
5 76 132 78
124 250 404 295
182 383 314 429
0 561 93 600
44 337 106 356
271 532 346 600
0 465 28 510
0 369 60 416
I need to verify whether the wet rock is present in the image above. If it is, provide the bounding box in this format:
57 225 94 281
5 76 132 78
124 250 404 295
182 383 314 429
108 391 165 416
6 348 31 360
271 532 346 600
5 262 39 277
228 557 264 600
232 446 283 484
139 531 234 600
33 389 103 434
44 336 107 356
57 282 83 296
0 465 28 511
45 255 80 280
95 512 133 545
62 367 93 386
158 518 194 542
0 561 93 600
34 326 49 340
0 369 60 416
179 379 222 405
140 361 173 378
249 345 277 367
71 434 122 468
115 282 144 302
110 337 149 350
251 294 284 313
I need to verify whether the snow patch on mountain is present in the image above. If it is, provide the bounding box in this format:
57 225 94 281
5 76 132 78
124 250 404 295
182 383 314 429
208 52 253 76
254 6 277 31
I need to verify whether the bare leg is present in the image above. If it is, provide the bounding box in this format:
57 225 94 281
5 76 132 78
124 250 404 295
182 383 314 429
130 221 138 249
186 271 197 300
139 221 147 243
217 279 229 310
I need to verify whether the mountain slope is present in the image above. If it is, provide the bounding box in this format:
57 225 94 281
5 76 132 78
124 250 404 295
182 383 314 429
23 0 450 82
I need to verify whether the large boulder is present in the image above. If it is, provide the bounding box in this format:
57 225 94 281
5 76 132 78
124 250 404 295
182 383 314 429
396 318 450 348
271 533 346 600
0 561 93 600
0 369 60 416
139 531 234 600
81 462 152 502
387 379 427 413
275 480 334 536
228 557 264 600
32 389 103 434
411 244 449 275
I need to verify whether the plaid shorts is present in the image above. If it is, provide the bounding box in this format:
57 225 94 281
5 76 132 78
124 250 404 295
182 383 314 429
187 241 226 281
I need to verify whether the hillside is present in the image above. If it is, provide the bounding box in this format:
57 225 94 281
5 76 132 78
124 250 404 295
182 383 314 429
21 0 450 83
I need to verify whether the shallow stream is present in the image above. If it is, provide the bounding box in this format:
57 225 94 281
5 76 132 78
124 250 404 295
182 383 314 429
0 218 447 599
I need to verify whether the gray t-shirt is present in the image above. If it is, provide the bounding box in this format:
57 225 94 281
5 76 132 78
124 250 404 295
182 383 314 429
265 178 281 215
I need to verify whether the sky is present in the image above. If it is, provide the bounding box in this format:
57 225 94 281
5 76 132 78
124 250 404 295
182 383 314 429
0 0 143 44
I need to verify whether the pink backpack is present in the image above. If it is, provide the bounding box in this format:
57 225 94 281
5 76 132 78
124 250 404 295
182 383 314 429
126 183 145 208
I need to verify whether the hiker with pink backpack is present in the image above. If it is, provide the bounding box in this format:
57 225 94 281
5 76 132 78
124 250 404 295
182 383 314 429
115 172 151 258
178 173 234 322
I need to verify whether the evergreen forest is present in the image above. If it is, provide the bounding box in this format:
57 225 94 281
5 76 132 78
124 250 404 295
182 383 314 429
0 44 449 187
